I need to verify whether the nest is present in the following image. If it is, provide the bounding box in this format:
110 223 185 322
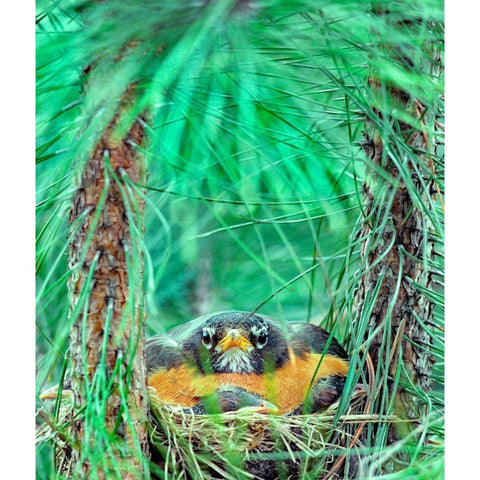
36 400 75 477
148 389 369 480
37 389 375 479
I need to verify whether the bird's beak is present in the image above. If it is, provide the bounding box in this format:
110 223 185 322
40 385 60 400
238 399 279 415
39 384 73 401
217 329 253 352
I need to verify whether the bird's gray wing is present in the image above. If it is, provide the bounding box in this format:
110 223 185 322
145 313 215 373
145 334 186 374
288 322 349 360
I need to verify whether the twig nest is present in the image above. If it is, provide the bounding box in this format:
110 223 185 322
149 401 342 480
37 387 370 478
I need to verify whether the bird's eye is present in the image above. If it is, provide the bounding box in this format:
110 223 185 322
257 331 268 347
202 329 212 347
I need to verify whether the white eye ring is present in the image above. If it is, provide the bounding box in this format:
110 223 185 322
256 330 268 348
202 327 214 348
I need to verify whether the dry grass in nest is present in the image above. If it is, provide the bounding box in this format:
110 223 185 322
148 389 377 480
36 388 393 479
36 401 75 477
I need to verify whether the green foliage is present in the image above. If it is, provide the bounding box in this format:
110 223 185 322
36 0 444 478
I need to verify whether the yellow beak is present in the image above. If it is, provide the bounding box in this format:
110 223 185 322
39 384 73 401
238 400 279 415
216 329 253 353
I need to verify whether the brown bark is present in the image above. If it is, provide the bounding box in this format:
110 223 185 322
355 86 438 449
68 112 150 477
345 13 443 470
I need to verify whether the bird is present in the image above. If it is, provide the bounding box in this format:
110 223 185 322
40 311 349 415
146 310 349 415
39 378 73 402
183 386 278 415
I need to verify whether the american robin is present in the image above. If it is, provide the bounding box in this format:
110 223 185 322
146 310 349 415
184 386 278 415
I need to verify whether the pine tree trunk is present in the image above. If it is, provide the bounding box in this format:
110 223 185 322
68 109 150 477
354 18 440 459
358 96 436 409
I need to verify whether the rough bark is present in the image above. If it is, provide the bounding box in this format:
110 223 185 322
346 11 443 468
68 111 150 477
360 106 435 390
354 82 438 456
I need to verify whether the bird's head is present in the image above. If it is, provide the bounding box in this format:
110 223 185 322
192 311 289 374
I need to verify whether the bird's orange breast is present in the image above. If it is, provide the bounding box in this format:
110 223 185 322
148 353 349 414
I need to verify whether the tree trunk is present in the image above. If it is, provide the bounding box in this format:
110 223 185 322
68 108 150 477
353 22 441 465
358 97 436 408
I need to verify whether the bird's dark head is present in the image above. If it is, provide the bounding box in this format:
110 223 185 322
190 311 289 374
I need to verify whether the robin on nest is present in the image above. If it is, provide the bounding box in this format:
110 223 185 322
146 310 349 415
40 311 349 415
